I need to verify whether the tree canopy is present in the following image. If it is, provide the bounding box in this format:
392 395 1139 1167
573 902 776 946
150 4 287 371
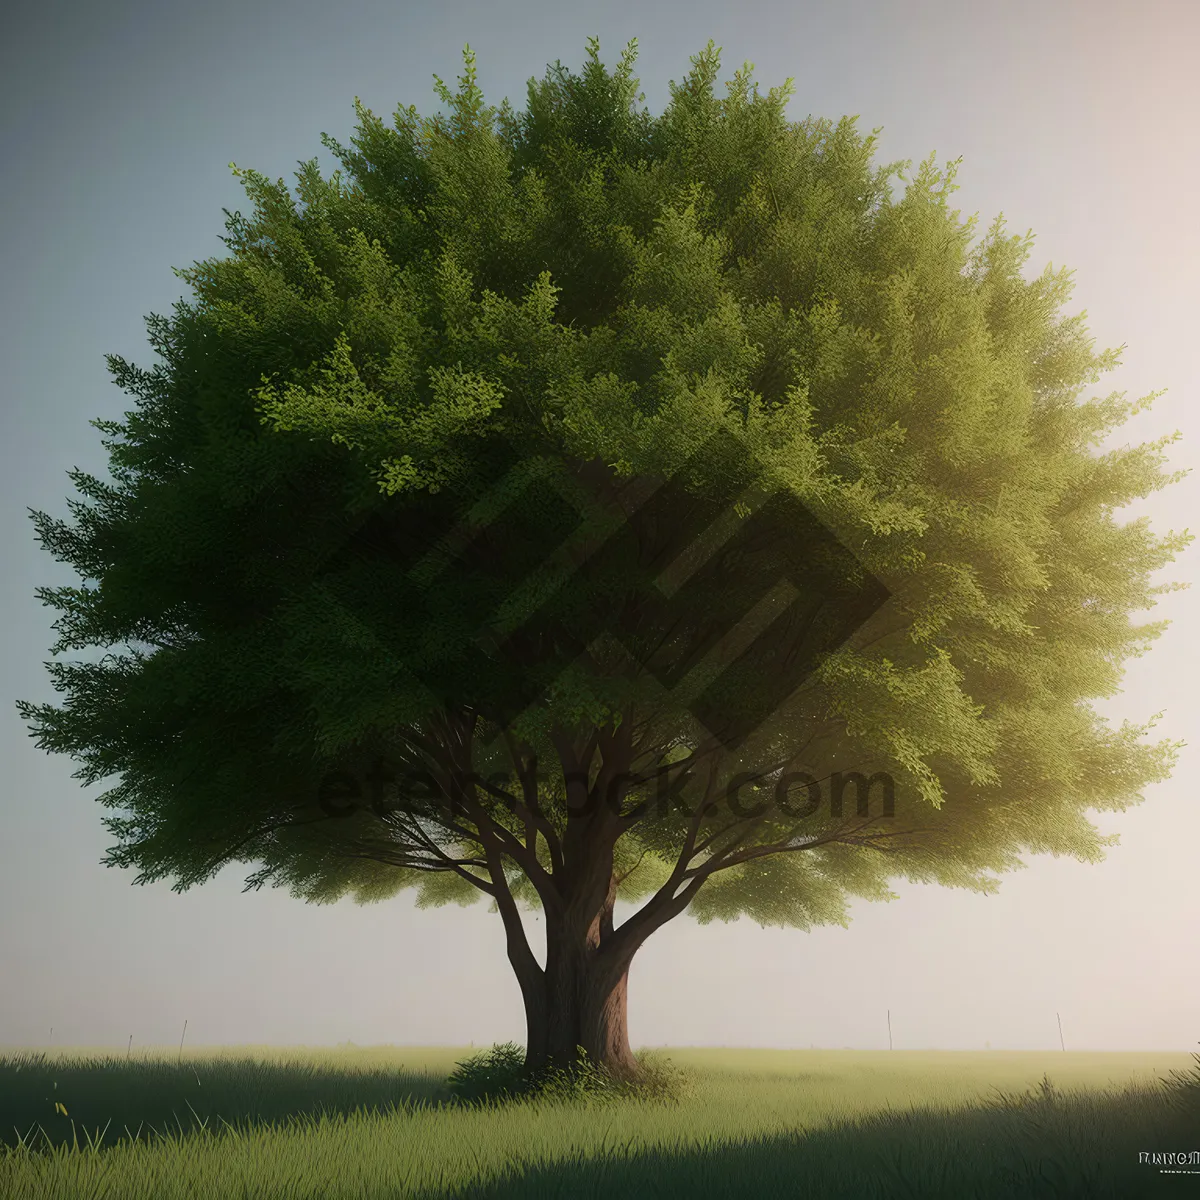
18 37 1189 1073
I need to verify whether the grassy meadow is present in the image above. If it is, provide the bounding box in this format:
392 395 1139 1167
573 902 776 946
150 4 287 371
1 1044 1198 1197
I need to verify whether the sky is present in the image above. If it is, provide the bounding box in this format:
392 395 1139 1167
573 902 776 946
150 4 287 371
2 0 1197 1054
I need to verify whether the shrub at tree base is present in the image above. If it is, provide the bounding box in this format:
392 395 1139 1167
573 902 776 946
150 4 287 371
448 1043 689 1106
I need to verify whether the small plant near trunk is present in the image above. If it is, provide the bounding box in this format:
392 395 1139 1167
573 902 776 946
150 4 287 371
447 1043 688 1107
446 1042 527 1104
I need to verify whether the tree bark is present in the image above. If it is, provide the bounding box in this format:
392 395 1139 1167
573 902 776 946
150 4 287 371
518 862 644 1081
477 717 659 1080
524 920 641 1080
580 956 637 1077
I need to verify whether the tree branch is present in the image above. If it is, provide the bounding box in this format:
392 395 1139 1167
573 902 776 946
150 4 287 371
192 811 345 883
338 844 496 893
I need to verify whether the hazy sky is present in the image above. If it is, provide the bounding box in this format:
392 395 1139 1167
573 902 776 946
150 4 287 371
3 0 1197 1053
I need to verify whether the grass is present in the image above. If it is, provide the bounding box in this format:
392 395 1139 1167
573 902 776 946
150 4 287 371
0 1044 1197 1197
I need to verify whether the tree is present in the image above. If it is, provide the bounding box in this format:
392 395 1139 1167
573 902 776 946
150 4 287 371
18 37 1189 1080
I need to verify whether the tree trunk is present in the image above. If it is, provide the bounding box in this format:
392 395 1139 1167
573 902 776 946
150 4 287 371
523 930 640 1080
499 720 652 1081
518 865 643 1081
581 958 636 1077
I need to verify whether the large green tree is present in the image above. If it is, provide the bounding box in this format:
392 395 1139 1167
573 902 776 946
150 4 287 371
19 39 1189 1078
